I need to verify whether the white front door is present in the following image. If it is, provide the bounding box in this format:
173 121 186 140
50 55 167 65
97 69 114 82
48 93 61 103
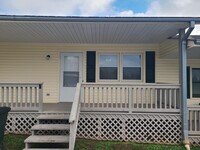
60 53 82 102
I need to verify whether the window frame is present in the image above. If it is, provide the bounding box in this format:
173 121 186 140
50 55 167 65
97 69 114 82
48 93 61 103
121 53 143 82
191 68 200 98
98 53 119 81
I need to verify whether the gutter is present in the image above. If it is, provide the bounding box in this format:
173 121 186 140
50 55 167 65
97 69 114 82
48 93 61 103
0 15 200 23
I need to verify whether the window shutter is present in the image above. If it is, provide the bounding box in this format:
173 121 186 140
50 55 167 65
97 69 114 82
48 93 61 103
146 51 155 83
86 51 96 82
187 66 190 99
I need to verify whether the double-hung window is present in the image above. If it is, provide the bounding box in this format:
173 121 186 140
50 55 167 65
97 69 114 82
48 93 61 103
122 54 141 80
99 53 142 81
192 68 200 98
99 54 118 80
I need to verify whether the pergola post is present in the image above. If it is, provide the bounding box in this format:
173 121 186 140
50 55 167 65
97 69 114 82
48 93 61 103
179 21 195 146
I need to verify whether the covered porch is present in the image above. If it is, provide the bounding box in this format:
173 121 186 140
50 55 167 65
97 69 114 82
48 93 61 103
0 16 200 148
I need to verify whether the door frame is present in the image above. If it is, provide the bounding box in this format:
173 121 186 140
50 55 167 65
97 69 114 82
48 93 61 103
59 52 83 102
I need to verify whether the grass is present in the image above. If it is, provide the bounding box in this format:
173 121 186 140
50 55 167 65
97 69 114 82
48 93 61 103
2 134 200 150
2 134 28 150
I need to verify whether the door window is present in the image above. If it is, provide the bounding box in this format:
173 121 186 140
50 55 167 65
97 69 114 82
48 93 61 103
63 56 79 87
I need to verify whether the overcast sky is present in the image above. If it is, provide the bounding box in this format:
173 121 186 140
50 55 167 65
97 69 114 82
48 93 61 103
0 0 199 34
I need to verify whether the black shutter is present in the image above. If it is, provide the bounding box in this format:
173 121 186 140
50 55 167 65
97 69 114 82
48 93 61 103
86 51 96 82
187 66 190 99
146 51 155 83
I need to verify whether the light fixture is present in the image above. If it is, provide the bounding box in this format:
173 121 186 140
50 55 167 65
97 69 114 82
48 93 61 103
46 54 51 60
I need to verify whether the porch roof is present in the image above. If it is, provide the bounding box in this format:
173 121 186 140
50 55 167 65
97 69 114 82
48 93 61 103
0 15 200 44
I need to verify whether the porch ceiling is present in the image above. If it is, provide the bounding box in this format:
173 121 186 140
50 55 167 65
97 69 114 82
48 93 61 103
0 16 192 44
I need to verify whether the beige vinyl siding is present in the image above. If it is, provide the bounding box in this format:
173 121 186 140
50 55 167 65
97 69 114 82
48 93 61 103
0 42 199 105
160 39 178 58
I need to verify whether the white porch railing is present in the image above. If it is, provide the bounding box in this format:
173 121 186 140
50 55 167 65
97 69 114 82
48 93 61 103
81 83 181 113
69 83 81 150
188 107 200 135
0 83 43 111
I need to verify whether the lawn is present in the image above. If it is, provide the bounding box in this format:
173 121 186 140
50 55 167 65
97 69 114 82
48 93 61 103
2 134 200 150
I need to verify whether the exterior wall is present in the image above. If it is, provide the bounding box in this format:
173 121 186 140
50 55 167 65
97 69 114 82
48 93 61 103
0 42 199 105
159 39 178 58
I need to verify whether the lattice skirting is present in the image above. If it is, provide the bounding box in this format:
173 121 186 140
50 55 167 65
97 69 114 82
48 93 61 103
6 112 193 145
6 112 39 134
189 136 200 146
5 112 69 134
77 113 182 144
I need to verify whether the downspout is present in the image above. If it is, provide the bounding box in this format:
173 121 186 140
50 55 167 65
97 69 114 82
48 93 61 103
179 21 195 150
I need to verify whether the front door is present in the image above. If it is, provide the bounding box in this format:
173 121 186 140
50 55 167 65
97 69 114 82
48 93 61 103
60 53 82 102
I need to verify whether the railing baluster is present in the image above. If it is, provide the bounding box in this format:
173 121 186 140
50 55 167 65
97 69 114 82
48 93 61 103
106 87 109 108
159 89 162 109
120 87 122 108
20 86 23 108
11 87 14 108
198 111 200 131
2 87 4 106
150 88 152 109
25 87 28 108
164 89 167 109
174 89 177 109
169 89 171 109
115 87 117 108
136 88 138 109
34 86 37 108
190 110 193 131
111 87 113 108
155 89 157 109
141 88 143 109
97 87 100 109
128 87 132 113
30 87 32 108
88 87 90 109
92 87 94 108
195 111 197 132
6 87 9 107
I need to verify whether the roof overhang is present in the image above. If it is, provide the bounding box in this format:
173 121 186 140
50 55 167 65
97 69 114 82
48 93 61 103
0 15 200 44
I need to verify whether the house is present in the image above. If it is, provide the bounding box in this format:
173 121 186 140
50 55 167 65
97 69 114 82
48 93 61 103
0 15 200 149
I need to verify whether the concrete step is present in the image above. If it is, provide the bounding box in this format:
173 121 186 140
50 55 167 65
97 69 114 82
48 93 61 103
23 148 69 150
32 124 70 131
37 114 69 120
25 135 69 144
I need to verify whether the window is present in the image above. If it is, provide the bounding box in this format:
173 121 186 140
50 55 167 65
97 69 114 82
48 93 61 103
63 56 79 87
99 54 118 80
122 54 141 80
192 68 200 98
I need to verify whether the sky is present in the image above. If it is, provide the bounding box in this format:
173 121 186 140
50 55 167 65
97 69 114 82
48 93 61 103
1 0 200 17
0 0 200 34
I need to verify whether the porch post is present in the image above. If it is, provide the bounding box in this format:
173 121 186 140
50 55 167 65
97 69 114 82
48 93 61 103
179 21 195 144
179 29 188 141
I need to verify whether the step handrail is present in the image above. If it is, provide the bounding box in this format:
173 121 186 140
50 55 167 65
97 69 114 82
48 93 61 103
69 83 81 150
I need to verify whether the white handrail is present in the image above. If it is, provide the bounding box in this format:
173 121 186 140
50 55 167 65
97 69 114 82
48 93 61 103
69 83 81 123
69 83 81 150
